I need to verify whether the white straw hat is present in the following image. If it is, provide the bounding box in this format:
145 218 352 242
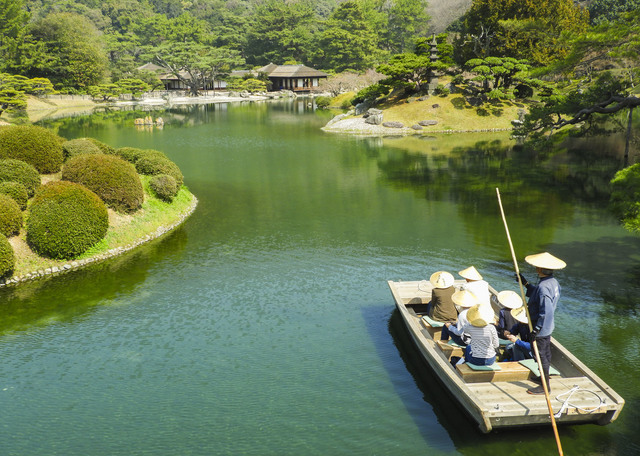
525 252 566 270
511 306 528 324
467 304 495 327
452 289 479 308
429 271 454 289
497 290 523 309
458 266 483 281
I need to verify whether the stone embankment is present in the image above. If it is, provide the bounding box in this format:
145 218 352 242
0 195 198 289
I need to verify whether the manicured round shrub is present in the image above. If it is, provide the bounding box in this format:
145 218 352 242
0 181 29 210
26 181 108 259
62 153 144 213
0 125 64 173
0 159 41 197
0 194 22 237
115 147 167 164
149 174 178 202
62 138 102 159
136 155 183 187
0 233 15 279
83 137 115 155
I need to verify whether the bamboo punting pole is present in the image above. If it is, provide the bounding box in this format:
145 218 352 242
496 188 563 456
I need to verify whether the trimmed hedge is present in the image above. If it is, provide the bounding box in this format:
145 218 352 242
0 125 64 173
114 147 166 164
62 138 102 159
0 194 22 237
0 159 41 197
84 138 115 155
62 154 144 213
26 181 108 259
0 181 29 210
136 155 183 187
0 233 15 279
149 174 178 202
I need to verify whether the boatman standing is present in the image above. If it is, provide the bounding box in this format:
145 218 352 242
516 252 566 395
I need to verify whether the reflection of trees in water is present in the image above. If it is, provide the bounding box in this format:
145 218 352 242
0 228 188 335
377 137 625 253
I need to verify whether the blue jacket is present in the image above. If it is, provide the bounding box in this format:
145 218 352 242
525 275 560 337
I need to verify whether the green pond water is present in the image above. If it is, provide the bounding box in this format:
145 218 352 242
1 100 639 455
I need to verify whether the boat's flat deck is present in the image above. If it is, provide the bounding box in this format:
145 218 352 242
468 376 614 418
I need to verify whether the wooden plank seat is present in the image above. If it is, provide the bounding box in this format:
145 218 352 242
420 315 443 339
437 339 465 358
456 361 532 383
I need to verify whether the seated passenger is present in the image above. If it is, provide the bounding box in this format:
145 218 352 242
495 290 522 339
462 304 499 366
458 266 490 305
428 271 457 323
504 306 533 361
441 289 478 346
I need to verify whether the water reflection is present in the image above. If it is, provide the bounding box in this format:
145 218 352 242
0 228 188 334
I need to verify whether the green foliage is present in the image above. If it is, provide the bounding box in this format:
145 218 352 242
317 1 379 72
245 0 318 66
0 158 40 197
84 138 115 155
0 193 22 237
87 83 121 102
0 74 53 115
315 96 331 108
62 138 102 159
588 0 640 25
149 174 178 202
26 13 109 89
385 0 430 54
434 84 450 96
352 83 390 105
463 57 531 96
114 147 167 164
610 164 640 233
0 125 64 173
0 232 15 279
455 0 589 65
62 153 144 213
0 181 28 210
116 78 151 98
26 181 109 259
149 42 244 96
377 53 448 92
135 155 184 187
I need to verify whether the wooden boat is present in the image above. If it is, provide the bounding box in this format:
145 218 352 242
388 279 625 433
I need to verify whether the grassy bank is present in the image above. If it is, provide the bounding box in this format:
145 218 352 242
8 175 196 279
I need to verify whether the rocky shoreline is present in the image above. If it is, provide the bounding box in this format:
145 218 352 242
0 195 198 289
322 111 513 136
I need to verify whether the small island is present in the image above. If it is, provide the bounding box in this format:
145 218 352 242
0 125 197 287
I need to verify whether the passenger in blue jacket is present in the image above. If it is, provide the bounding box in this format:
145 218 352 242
516 252 566 395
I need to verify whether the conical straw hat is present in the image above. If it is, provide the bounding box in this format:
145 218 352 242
452 289 479 308
524 252 566 270
458 266 483 281
467 304 495 327
429 271 454 289
497 290 523 309
511 306 528 324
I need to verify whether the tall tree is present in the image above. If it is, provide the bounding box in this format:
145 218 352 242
386 0 430 54
316 1 379 71
244 0 318 65
25 13 109 89
454 0 589 65
151 42 244 96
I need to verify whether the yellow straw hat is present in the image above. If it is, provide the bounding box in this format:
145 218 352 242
497 290 523 309
524 252 566 270
429 271 454 289
511 306 528 324
458 266 483 281
452 289 479 308
467 304 496 327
